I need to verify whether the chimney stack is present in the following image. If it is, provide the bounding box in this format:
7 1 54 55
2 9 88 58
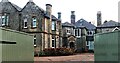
58 12 61 21
71 11 75 25
97 11 102 26
46 4 52 17
29 0 33 2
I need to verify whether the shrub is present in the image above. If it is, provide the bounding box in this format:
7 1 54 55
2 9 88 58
42 47 75 56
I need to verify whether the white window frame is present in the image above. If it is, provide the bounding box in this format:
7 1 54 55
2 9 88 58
2 16 5 26
34 35 37 47
32 17 37 27
24 18 28 28
52 38 55 48
52 21 55 30
67 28 71 34
75 29 81 38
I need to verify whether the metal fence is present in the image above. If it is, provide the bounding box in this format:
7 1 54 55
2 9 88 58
94 31 120 62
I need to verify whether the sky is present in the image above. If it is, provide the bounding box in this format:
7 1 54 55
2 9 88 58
0 0 120 26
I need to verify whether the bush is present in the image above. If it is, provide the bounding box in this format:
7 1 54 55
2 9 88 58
42 47 75 56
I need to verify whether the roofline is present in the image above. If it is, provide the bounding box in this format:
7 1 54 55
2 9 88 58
97 26 120 28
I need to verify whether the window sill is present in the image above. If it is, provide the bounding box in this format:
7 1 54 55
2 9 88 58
23 27 28 29
31 27 37 29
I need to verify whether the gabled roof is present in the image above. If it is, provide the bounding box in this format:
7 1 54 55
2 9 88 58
75 18 96 30
52 15 58 21
97 20 120 28
0 1 22 12
22 1 44 12
11 3 22 11
22 1 50 18
62 22 75 27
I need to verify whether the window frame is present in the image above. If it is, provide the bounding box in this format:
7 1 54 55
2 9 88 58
52 38 55 48
52 21 56 30
24 18 28 28
1 13 9 26
32 17 37 28
34 35 37 47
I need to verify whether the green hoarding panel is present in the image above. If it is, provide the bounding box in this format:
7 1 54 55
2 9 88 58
0 28 34 62
94 31 120 61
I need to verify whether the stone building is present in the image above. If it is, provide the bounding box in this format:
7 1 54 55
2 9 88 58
0 0 21 30
62 11 96 52
97 20 120 33
75 19 96 51
96 11 120 33
0 0 62 54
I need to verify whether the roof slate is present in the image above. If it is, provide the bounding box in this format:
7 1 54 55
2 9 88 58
62 22 75 27
75 18 96 30
0 1 22 11
98 20 120 27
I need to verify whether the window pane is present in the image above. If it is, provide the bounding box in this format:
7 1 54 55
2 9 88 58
52 39 55 47
2 16 5 26
78 29 79 36
24 19 27 28
75 29 77 36
34 35 36 45
52 21 55 30
32 18 37 27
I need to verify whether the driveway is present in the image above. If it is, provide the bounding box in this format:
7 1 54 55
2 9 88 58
34 53 94 61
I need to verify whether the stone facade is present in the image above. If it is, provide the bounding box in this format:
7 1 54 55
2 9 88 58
62 22 88 52
0 0 21 31
0 0 62 54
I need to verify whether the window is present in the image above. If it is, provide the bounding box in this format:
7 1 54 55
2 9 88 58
52 21 55 30
87 31 93 36
75 29 81 37
32 17 37 27
24 18 27 28
2 16 5 26
52 38 55 48
67 29 70 34
75 29 77 36
1 15 9 26
34 35 36 47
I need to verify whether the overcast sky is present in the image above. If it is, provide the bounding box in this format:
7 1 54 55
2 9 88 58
1 0 120 25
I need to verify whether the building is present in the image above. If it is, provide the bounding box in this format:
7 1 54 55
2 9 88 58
0 0 22 30
96 11 120 33
75 18 96 51
97 20 120 33
0 0 62 55
62 11 96 52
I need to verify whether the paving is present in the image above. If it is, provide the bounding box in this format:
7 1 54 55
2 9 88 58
34 53 94 61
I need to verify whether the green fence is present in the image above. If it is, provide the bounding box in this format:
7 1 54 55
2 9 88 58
94 31 120 62
0 28 34 62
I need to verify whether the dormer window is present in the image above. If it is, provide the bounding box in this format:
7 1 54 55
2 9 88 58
24 18 27 28
32 17 37 28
